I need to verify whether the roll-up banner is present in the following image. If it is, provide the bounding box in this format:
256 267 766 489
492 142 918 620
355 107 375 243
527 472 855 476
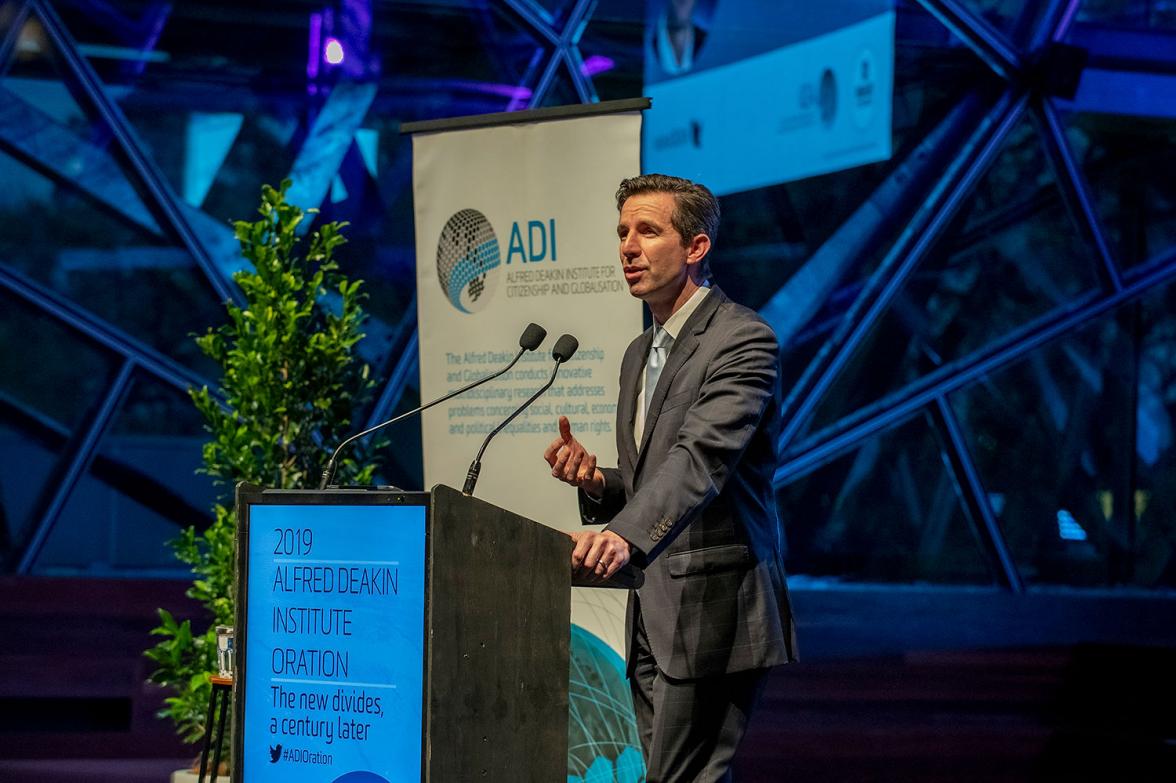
406 99 647 781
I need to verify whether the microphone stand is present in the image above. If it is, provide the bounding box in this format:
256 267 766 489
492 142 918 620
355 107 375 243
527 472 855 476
462 355 569 496
320 341 536 489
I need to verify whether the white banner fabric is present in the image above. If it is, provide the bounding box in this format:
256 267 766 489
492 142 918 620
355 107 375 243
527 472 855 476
412 110 644 657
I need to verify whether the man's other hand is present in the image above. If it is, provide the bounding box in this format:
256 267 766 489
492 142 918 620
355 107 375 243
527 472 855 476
569 530 631 582
543 416 605 497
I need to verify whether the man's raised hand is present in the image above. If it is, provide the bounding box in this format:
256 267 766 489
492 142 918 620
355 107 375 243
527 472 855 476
542 415 605 497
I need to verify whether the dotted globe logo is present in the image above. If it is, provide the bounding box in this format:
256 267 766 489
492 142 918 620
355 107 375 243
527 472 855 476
436 209 501 314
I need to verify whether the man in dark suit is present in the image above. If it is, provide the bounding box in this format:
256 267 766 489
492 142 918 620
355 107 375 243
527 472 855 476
543 174 797 781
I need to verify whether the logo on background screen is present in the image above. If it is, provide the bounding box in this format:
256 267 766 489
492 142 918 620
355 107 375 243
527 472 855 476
435 208 502 314
819 67 838 127
852 49 877 129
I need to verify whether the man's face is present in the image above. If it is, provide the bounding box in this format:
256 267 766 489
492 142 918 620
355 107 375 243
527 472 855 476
617 191 696 309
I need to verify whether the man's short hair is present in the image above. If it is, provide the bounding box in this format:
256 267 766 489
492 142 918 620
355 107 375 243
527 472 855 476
615 174 719 280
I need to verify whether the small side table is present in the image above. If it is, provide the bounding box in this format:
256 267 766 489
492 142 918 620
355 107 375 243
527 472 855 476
198 674 233 783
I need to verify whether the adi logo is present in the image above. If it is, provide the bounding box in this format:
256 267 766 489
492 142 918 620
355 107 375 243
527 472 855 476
435 209 502 314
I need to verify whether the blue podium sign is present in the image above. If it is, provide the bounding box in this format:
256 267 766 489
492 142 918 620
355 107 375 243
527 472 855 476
238 496 428 783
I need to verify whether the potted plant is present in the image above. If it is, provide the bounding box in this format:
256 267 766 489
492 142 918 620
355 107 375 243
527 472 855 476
145 180 384 779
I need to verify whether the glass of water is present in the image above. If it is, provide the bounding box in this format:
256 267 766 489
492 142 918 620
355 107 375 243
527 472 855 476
216 625 235 678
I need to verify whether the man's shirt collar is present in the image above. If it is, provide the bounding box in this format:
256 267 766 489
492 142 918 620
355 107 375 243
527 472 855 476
658 283 711 341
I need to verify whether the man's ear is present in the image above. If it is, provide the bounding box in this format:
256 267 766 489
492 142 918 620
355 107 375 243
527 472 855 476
686 233 711 269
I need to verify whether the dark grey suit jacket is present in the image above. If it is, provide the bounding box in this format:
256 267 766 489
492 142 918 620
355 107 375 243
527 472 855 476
581 286 798 680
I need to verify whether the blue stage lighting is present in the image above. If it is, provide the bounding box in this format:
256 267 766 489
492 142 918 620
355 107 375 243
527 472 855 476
1056 509 1088 542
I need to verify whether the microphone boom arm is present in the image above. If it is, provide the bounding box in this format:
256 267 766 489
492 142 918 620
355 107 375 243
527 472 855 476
462 359 564 496
319 344 530 489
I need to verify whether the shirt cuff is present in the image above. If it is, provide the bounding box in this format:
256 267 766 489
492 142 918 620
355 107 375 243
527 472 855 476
581 471 608 504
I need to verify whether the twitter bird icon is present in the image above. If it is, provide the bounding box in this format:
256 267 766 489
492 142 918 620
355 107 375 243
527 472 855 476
269 744 282 763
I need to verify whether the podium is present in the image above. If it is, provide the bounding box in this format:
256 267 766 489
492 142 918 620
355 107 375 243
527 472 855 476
233 483 574 783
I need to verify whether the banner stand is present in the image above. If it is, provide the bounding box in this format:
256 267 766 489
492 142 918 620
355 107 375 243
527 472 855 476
404 98 649 782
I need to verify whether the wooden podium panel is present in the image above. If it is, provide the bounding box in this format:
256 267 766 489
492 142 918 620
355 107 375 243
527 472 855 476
426 484 570 781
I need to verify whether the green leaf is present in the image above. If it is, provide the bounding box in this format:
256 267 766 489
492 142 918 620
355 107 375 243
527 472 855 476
147 180 383 753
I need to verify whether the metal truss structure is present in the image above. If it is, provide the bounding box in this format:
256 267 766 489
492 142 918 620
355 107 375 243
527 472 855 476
0 0 1174 584
0 0 618 573
772 0 1176 591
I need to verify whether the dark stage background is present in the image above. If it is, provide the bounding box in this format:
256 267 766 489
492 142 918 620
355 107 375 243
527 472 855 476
1 0 1175 780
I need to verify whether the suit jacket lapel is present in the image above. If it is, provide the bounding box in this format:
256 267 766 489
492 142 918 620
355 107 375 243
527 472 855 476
634 287 726 474
618 327 652 472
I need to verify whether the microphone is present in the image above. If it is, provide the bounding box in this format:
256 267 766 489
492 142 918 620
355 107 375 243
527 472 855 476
462 334 579 496
318 323 547 489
